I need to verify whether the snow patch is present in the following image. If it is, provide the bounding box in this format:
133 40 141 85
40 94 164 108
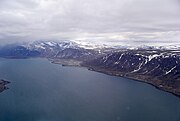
165 66 176 74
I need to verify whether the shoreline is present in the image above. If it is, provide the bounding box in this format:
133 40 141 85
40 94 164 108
1 57 179 98
0 79 10 93
49 60 180 98
87 67 180 98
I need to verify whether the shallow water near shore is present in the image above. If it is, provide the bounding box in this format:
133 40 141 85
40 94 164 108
0 58 179 121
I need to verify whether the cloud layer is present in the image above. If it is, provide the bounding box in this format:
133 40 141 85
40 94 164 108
0 0 180 45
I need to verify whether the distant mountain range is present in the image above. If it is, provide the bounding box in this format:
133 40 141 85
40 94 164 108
0 41 179 96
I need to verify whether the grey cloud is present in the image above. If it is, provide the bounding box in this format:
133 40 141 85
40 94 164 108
0 0 180 45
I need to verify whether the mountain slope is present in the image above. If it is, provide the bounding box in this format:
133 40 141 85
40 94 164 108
0 45 41 58
0 41 179 96
83 49 180 96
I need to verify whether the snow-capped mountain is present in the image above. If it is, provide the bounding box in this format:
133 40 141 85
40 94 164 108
84 49 180 96
17 41 85 58
25 41 79 51
15 40 179 53
7 41 99 60
0 40 179 96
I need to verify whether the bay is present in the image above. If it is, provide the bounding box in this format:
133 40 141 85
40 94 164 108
0 58 179 121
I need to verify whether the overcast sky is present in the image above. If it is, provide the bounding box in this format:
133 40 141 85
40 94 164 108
0 0 180 46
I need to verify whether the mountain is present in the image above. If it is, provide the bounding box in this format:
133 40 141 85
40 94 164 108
83 49 180 96
0 40 179 96
0 44 41 58
25 41 80 57
0 41 102 60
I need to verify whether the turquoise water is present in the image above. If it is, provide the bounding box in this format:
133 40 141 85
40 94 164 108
0 58 179 121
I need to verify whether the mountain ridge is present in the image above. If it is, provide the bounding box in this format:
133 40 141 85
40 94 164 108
0 40 179 97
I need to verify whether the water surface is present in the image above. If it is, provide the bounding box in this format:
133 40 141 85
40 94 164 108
0 58 179 121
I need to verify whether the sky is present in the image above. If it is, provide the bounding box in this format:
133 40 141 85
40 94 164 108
0 0 180 46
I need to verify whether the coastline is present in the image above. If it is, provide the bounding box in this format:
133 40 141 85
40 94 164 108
49 58 82 67
1 57 179 98
86 67 180 98
0 79 10 93
48 59 180 98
